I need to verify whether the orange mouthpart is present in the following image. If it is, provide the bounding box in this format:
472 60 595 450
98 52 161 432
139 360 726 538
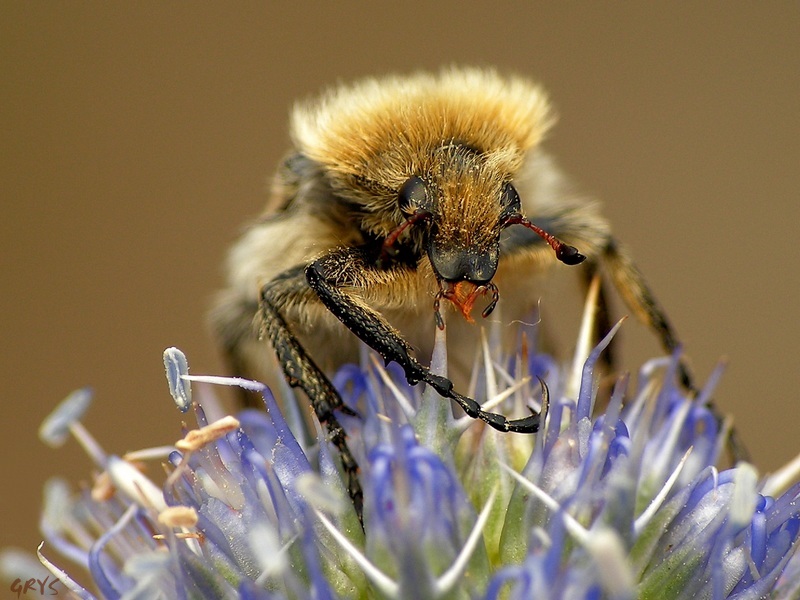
445 281 483 322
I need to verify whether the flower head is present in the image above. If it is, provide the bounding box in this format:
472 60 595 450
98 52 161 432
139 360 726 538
5 293 800 599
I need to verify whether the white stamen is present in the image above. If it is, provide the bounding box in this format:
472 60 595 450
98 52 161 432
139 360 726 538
624 372 662 432
634 447 693 535
295 472 346 515
39 388 92 447
480 328 498 400
585 528 636 598
36 543 93 599
41 479 72 529
163 347 192 412
567 274 600 399
123 446 176 462
730 462 759 529
107 456 167 512
180 373 266 393
649 400 692 484
195 469 228 504
39 389 106 467
370 354 416 417
39 480 94 567
480 376 531 413
762 450 800 498
492 354 517 388
434 487 497 595
251 525 296 584
122 551 172 589
498 462 589 544
314 509 398 597
430 315 448 378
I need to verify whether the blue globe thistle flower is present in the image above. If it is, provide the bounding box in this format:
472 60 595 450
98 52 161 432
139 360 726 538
4 290 800 599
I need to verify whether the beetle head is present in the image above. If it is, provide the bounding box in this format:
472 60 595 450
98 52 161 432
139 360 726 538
393 153 520 322
391 149 583 325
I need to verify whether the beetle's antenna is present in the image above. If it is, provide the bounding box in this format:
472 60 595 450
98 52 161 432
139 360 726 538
380 209 431 262
503 215 586 265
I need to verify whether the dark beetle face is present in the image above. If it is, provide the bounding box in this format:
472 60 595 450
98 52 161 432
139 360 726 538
428 238 501 323
428 238 500 285
425 179 519 285
396 173 514 285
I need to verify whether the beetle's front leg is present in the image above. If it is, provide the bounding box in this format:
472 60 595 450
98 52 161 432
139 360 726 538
306 248 542 434
259 267 363 524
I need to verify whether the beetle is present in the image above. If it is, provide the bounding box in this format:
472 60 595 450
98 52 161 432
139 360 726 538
211 67 701 520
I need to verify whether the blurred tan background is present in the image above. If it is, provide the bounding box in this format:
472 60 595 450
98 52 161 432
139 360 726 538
2 3 799 566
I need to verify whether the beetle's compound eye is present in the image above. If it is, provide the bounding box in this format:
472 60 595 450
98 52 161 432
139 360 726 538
397 175 429 215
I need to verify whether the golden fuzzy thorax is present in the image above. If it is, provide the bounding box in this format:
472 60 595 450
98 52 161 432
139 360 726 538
291 67 555 241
